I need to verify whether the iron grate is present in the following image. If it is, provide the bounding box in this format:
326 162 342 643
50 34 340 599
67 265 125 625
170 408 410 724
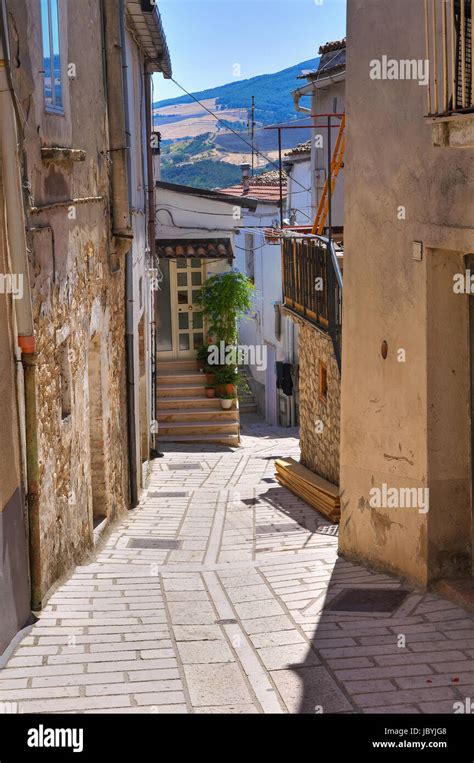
327 588 410 614
256 523 306 535
127 538 182 550
148 491 188 498
168 463 201 470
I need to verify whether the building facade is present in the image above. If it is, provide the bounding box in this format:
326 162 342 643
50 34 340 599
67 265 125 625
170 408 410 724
220 170 300 427
340 0 474 587
0 0 170 643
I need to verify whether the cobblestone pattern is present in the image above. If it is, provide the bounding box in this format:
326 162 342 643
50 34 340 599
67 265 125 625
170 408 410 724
0 419 472 714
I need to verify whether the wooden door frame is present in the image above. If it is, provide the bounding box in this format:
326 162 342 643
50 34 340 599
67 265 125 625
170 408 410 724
157 259 207 362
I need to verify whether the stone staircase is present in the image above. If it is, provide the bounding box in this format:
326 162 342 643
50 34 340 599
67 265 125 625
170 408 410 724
238 368 258 414
156 360 240 447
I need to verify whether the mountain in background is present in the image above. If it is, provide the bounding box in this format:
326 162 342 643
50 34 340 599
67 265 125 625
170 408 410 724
154 57 319 126
154 57 319 189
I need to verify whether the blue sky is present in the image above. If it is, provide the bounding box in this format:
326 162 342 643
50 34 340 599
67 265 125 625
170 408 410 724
154 0 346 103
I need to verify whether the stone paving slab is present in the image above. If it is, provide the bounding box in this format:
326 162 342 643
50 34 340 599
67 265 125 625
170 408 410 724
0 418 473 714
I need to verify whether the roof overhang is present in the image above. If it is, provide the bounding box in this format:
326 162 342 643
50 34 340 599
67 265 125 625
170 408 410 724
156 181 258 210
126 1 172 77
156 238 234 260
292 68 345 98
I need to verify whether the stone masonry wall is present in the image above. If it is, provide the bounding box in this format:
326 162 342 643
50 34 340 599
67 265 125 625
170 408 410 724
10 0 129 601
295 318 341 486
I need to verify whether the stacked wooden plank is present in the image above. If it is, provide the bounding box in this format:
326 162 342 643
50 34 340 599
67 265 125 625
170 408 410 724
275 458 340 523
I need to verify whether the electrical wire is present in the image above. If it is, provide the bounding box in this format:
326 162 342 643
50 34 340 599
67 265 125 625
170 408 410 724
167 76 314 198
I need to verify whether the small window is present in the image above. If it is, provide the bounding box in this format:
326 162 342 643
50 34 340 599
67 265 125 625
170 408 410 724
319 361 328 402
59 342 72 420
41 0 63 113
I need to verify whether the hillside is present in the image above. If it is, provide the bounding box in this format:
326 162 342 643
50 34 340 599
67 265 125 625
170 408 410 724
155 57 319 189
153 57 319 126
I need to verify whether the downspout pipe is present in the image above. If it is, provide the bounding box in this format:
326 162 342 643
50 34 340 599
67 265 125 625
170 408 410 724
102 0 137 507
118 0 138 508
0 4 35 354
144 64 159 458
102 0 133 256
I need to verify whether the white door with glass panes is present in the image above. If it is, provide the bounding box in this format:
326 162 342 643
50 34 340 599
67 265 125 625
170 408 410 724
156 258 206 360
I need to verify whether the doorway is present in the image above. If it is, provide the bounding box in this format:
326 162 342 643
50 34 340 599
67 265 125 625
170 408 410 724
157 258 205 360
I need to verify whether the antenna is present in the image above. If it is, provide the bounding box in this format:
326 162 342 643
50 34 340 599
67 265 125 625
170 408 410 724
251 95 255 176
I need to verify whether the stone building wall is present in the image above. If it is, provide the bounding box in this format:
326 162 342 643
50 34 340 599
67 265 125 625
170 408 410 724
10 0 129 602
289 314 341 486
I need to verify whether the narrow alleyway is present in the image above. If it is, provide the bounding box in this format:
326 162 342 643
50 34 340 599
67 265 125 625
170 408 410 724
1 418 473 714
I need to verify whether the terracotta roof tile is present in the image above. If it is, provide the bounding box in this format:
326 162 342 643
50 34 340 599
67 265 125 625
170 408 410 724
285 140 311 158
218 170 287 202
156 239 233 259
319 38 346 55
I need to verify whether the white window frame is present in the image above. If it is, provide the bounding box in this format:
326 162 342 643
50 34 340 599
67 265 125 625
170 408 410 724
41 0 64 115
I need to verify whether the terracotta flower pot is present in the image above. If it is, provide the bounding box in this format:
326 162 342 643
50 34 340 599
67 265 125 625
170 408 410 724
205 387 216 398
225 384 236 395
216 384 226 396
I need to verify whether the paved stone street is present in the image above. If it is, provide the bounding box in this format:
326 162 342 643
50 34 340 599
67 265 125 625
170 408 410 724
1 418 473 714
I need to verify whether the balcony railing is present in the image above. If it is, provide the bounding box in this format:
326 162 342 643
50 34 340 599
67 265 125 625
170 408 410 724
282 236 342 370
425 0 473 116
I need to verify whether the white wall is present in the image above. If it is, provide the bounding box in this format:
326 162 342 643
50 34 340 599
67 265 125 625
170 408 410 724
156 188 242 240
285 158 313 226
235 203 298 425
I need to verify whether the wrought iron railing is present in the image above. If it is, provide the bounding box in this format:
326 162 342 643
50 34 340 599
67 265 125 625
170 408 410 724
282 236 342 370
425 0 473 115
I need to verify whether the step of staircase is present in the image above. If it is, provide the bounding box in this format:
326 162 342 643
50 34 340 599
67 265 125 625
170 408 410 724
156 396 221 410
157 433 240 447
157 383 206 398
157 359 199 373
156 360 240 446
157 371 207 386
157 408 239 423
240 402 258 413
237 369 258 414
158 420 238 436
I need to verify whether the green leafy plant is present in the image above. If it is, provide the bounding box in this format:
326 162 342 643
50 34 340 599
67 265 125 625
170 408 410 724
195 271 255 345
214 367 240 386
196 344 210 364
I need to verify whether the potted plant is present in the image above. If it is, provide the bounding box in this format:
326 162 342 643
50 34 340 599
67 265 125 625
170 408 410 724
205 384 216 399
219 394 235 410
194 271 255 346
214 366 240 396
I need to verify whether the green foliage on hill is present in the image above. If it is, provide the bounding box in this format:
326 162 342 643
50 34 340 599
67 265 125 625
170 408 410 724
161 160 243 190
154 58 318 126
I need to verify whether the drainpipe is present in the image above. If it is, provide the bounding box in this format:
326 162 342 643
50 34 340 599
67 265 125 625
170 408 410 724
118 0 138 508
102 0 134 256
144 64 158 457
102 0 137 507
22 353 41 609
